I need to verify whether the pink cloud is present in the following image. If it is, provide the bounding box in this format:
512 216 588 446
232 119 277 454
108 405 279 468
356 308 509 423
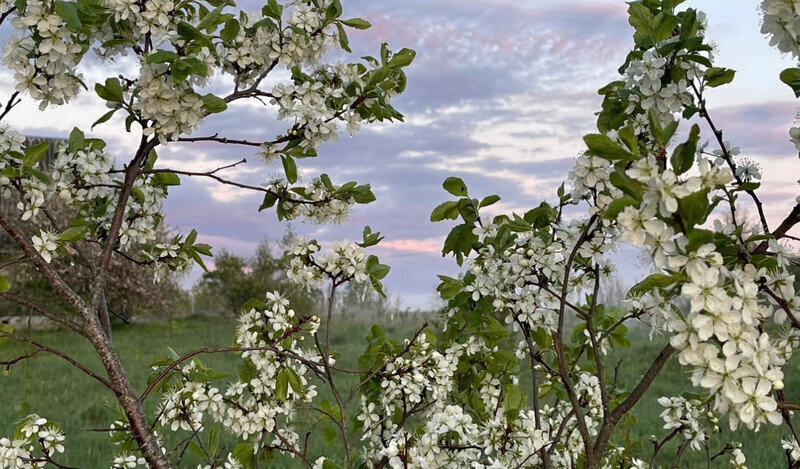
379 237 444 255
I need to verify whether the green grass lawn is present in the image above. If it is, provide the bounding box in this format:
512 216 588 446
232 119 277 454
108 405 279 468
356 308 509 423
0 316 795 468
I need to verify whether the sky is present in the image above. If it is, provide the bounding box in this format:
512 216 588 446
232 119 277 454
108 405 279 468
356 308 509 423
1 1 799 309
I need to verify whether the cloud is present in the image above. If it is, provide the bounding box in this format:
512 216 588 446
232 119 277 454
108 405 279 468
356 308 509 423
378 237 443 255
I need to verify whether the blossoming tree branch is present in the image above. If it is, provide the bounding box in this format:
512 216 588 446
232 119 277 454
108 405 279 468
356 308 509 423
2 0 800 468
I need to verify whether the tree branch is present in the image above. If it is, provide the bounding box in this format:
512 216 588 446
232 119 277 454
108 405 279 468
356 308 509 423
0 329 115 390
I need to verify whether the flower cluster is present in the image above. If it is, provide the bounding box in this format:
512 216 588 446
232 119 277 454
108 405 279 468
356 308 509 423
657 396 708 450
0 127 47 220
50 146 115 204
2 0 85 110
155 291 320 462
462 219 618 338
624 48 699 130
0 415 66 468
264 176 356 224
761 0 800 60
111 453 147 469
133 62 207 142
286 237 370 290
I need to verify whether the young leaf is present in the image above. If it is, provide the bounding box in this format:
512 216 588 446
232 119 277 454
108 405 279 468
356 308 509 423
152 172 181 187
479 194 501 208
335 23 351 52
54 1 81 30
670 124 699 176
57 226 88 243
387 48 416 68
430 201 460 222
583 134 633 160
281 155 297 184
704 67 736 88
23 142 50 168
202 94 227 113
341 18 371 29
442 177 467 197
780 68 800 98
147 50 180 64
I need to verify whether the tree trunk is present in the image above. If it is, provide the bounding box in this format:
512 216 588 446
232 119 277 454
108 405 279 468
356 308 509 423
85 316 170 468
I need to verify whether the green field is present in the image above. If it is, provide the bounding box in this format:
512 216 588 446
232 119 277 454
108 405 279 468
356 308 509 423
0 316 795 468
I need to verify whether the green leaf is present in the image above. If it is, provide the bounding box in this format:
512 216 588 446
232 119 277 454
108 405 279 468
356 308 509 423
152 172 181 186
54 1 81 30
481 318 507 342
479 194 501 208
285 367 302 394
27 167 50 184
436 275 462 299
221 19 240 42
325 0 342 21
604 196 638 220
23 142 50 168
704 67 735 88
442 223 477 265
177 21 204 41
647 108 665 145
670 124 699 176
184 229 198 246
335 23 351 52
735 181 761 192
676 188 710 228
262 0 283 20
369 263 390 282
430 201 460 222
237 359 257 383
68 127 85 153
628 2 655 47
201 94 227 113
629 273 677 296
350 184 375 204
780 68 800 98
608 171 641 201
146 50 180 64
663 120 679 143
387 48 416 68
341 18 371 29
281 156 297 184
358 226 384 247
92 109 118 129
503 384 525 419
196 6 226 31
180 58 209 77
275 368 289 402
259 192 278 211
0 276 10 293
583 134 633 160
231 443 255 469
95 77 124 103
57 226 87 242
442 177 468 197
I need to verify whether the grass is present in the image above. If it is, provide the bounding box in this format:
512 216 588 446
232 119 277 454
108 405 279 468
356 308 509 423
0 316 795 468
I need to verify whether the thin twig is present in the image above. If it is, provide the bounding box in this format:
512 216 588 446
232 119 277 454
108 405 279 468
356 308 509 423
0 330 114 390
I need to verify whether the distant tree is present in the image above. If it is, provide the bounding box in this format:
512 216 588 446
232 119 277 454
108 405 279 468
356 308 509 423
192 231 321 316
